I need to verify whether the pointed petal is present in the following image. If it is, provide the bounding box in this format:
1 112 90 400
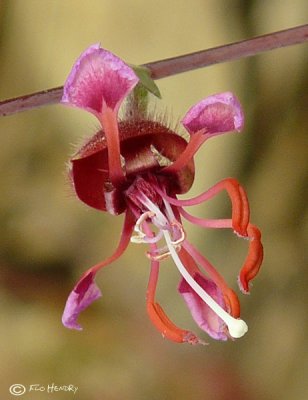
62 271 102 330
182 92 244 137
178 273 228 340
61 43 139 115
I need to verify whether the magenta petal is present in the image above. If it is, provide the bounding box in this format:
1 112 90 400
62 271 102 330
178 273 228 341
182 92 244 136
61 43 139 116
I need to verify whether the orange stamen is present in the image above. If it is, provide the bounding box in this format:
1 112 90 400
239 224 264 293
147 302 200 344
180 246 240 318
218 178 250 237
146 258 200 344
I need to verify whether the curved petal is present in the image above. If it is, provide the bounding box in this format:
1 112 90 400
69 131 109 211
62 210 135 330
182 92 244 137
178 273 228 340
62 271 102 330
61 43 139 116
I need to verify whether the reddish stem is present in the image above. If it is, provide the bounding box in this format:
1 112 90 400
0 24 307 117
145 24 308 79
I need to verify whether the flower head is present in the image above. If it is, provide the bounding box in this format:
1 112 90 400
61 44 263 344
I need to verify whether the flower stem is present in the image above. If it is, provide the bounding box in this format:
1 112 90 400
0 24 307 117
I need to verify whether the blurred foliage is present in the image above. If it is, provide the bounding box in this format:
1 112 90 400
0 1 307 399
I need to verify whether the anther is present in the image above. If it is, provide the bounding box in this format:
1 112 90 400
146 250 171 261
131 211 155 243
170 220 186 245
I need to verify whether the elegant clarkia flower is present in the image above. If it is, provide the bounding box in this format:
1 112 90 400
61 44 263 344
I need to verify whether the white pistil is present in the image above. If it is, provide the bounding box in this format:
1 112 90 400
163 230 248 339
138 194 169 230
131 192 248 339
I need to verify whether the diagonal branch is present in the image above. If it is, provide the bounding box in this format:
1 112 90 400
0 24 307 117
145 24 308 79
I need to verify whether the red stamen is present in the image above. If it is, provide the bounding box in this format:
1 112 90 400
238 224 263 294
143 221 201 344
180 208 233 229
203 178 249 236
158 178 250 236
182 241 240 318
146 259 200 344
178 246 200 275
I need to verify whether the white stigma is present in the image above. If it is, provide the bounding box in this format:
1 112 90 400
130 191 248 340
163 230 248 339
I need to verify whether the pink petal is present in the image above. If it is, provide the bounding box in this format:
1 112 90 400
61 43 139 116
62 271 102 330
178 273 228 341
182 92 244 137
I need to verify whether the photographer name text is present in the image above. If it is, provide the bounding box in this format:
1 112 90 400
9 383 78 396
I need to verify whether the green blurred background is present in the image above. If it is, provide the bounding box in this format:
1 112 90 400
0 1 307 399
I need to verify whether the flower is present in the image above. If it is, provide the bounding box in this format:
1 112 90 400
61 44 263 344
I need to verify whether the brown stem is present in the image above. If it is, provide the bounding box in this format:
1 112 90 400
0 24 307 117
145 24 308 79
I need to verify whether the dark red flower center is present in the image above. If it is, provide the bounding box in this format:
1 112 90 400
70 119 195 214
